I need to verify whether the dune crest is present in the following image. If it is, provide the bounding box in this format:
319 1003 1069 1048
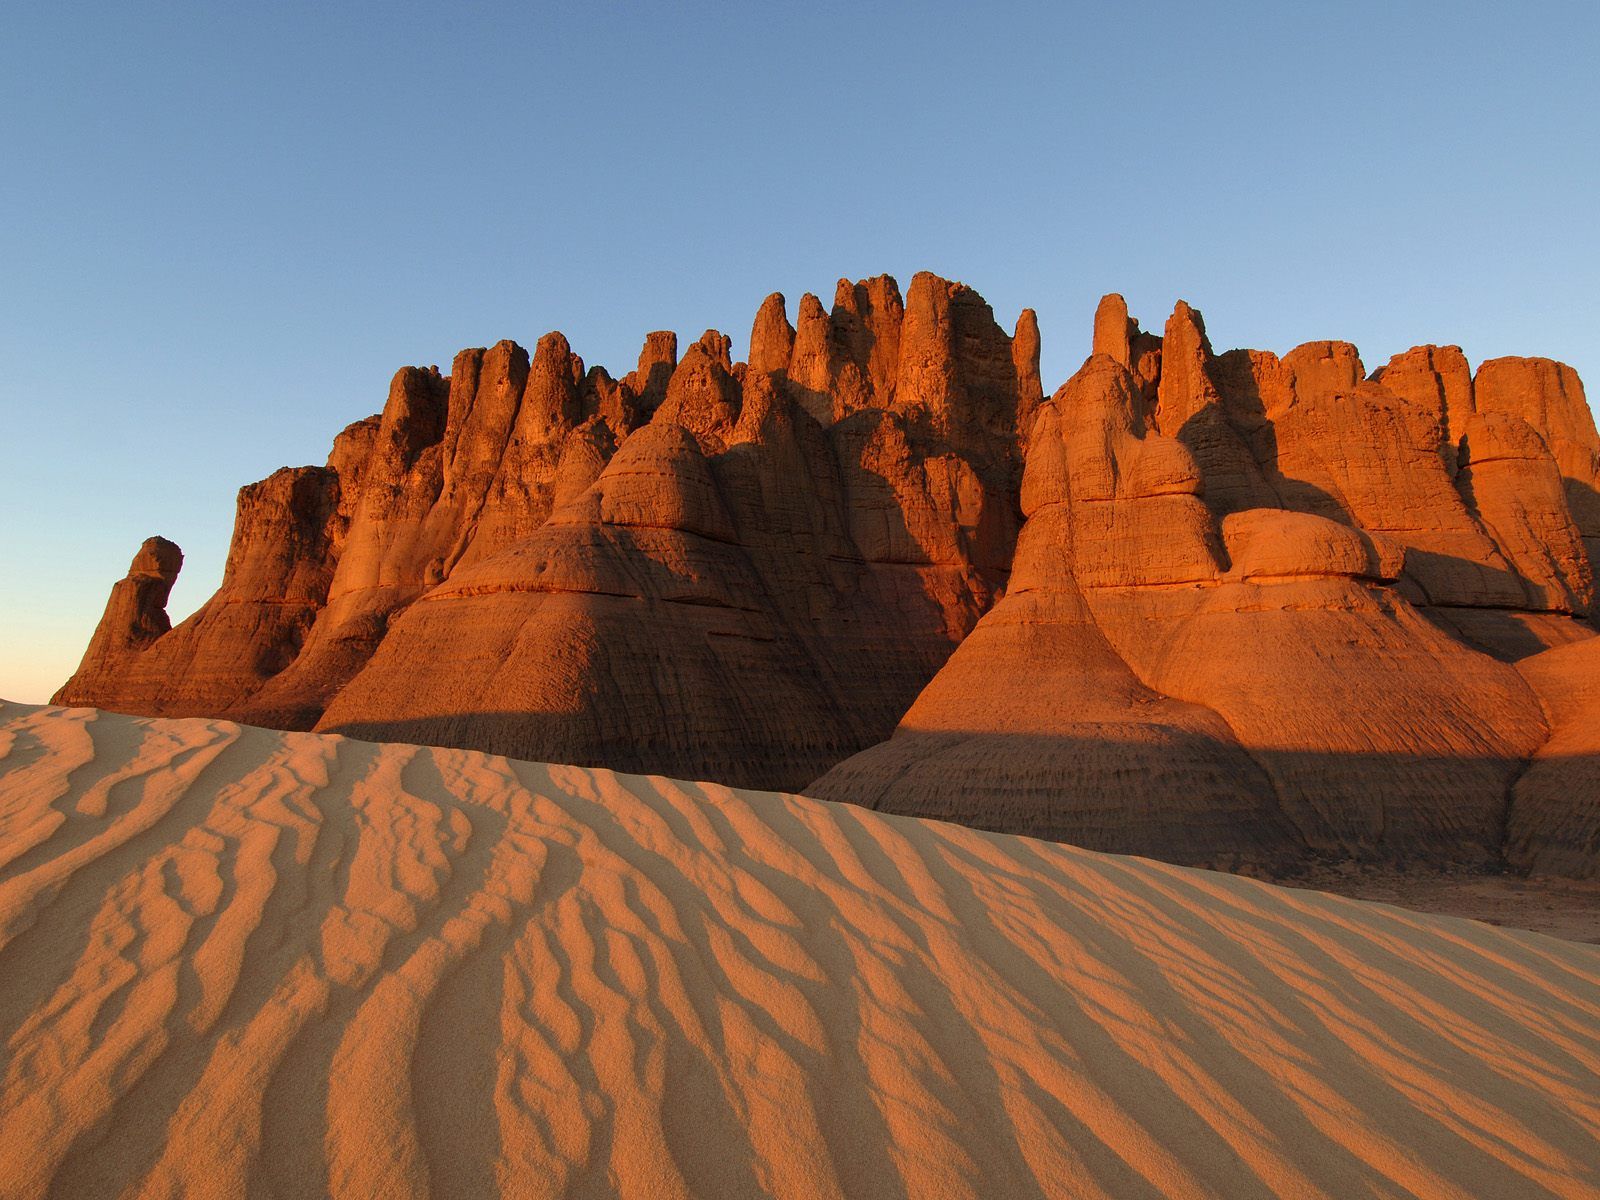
1 701 1596 1198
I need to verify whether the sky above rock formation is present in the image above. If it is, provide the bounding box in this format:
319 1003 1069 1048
2 0 1597 702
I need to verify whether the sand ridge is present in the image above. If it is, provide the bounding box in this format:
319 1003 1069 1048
0 701 1597 1198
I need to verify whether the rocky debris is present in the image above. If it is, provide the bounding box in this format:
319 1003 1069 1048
56 275 1600 874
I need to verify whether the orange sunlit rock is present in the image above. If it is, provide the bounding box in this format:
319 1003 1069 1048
54 276 1600 875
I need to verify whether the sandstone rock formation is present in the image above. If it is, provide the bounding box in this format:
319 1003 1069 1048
808 291 1600 872
1476 356 1600 576
57 459 356 719
1506 635 1600 878
811 352 1550 866
60 273 1034 792
55 277 1600 873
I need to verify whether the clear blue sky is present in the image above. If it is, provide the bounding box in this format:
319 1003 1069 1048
3 1 1597 703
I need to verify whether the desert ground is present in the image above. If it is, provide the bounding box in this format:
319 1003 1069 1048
1 699 1596 1199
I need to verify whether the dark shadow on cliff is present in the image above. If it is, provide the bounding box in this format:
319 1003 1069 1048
1170 385 1596 662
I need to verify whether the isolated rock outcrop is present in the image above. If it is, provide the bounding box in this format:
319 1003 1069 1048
56 462 349 717
56 276 1600 873
63 537 183 680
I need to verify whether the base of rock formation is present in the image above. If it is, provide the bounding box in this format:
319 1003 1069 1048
1266 862 1600 945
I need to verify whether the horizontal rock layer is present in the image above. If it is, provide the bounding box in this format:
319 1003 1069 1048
55 277 1600 873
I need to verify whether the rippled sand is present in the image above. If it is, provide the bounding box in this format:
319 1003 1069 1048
1 701 1597 1199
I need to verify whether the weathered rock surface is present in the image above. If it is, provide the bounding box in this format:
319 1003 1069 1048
316 302 1025 788
1134 300 1596 659
55 277 1600 873
1506 636 1600 878
808 370 1295 865
813 352 1551 866
62 274 1032 791
1476 356 1600 577
56 461 351 718
65 537 183 677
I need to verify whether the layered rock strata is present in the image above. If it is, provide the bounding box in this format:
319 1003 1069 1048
811 353 1550 865
57 278 1600 872
60 273 1035 791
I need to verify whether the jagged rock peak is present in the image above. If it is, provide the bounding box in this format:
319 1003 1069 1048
1165 300 1211 351
1013 307 1043 446
521 331 585 440
626 330 678 412
1374 346 1474 430
130 536 183 582
748 292 794 376
696 328 733 368
1155 299 1219 431
787 292 844 424
1092 293 1132 366
658 330 742 452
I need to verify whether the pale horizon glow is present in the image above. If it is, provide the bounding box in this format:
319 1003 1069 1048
2 1 1597 703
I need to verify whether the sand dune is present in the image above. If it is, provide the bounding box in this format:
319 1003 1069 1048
1 702 1597 1199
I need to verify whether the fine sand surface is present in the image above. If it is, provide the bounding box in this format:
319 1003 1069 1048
1 702 1597 1199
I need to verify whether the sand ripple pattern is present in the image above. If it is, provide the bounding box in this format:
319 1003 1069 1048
0 702 1597 1199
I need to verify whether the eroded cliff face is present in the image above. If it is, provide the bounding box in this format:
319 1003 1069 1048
810 349 1550 866
56 277 1600 872
809 292 1600 873
57 272 1032 791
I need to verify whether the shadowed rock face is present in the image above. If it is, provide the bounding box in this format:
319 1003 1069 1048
56 278 1600 873
1507 635 1600 876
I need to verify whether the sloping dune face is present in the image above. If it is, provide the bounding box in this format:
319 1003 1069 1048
1 703 1597 1200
